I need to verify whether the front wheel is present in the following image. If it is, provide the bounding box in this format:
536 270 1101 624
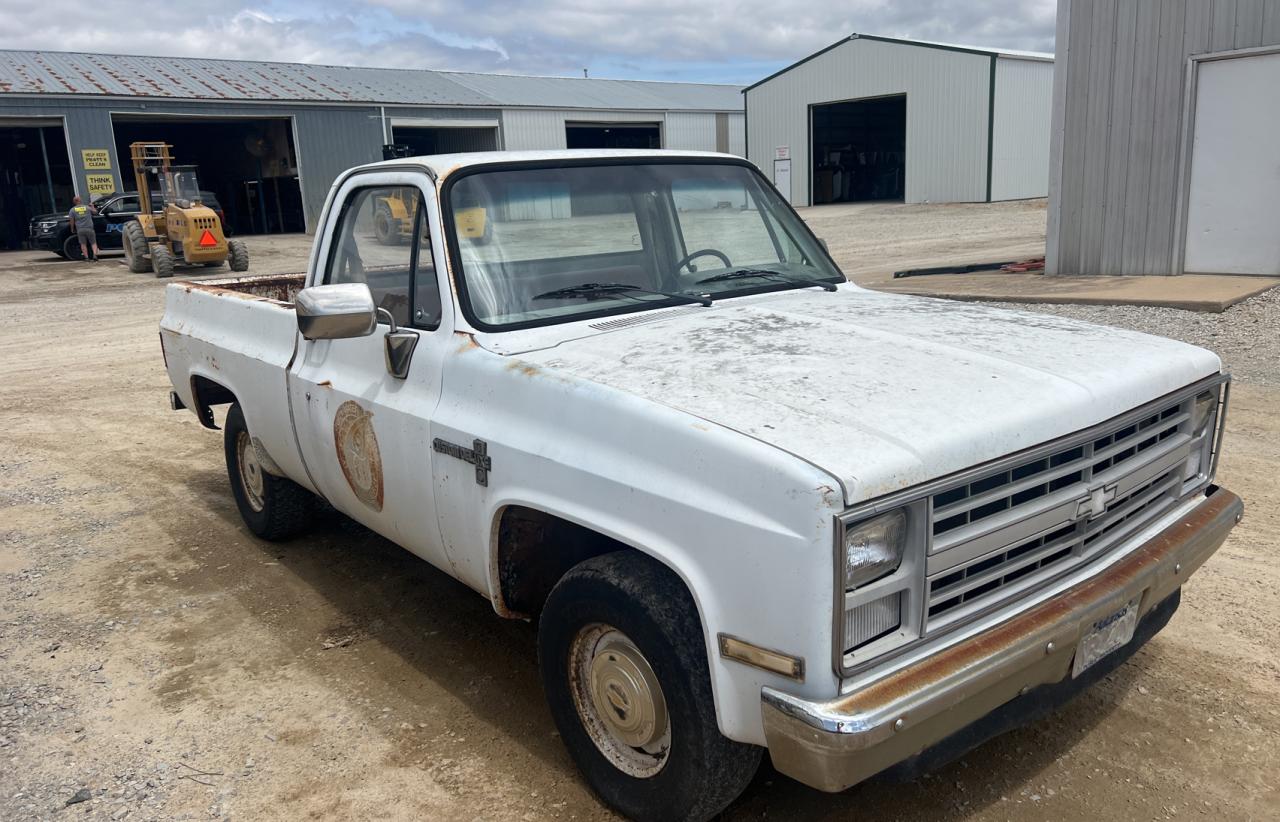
223 403 315 540
61 233 84 260
539 552 761 822
122 221 150 273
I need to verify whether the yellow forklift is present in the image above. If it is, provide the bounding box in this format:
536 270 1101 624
121 142 249 277
376 143 490 246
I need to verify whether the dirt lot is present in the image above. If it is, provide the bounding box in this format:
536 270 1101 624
2 205 1277 821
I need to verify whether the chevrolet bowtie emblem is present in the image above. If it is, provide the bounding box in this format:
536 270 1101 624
1075 482 1118 520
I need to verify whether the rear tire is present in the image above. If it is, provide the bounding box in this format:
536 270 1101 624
227 239 249 272
122 221 150 273
539 552 761 822
223 403 315 540
151 244 175 278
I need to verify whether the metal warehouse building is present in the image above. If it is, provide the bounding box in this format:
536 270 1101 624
0 50 744 247
1048 0 1280 277
744 34 1054 207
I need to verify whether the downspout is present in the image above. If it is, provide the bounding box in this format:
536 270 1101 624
985 55 997 203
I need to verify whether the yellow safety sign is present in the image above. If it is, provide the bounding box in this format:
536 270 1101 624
81 149 111 170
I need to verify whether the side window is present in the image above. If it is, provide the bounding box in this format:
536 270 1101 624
325 186 421 328
115 195 140 214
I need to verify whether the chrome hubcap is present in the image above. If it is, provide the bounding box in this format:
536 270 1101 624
236 431 266 512
569 624 670 777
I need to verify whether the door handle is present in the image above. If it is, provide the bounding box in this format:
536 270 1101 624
376 308 419 379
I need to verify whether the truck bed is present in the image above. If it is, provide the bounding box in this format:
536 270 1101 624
160 271 313 490
180 272 307 305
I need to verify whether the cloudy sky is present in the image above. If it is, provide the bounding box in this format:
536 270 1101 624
0 0 1057 84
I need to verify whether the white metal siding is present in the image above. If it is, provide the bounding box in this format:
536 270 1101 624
1048 0 1280 276
665 112 718 151
745 38 993 206
991 58 1054 200
500 108 668 151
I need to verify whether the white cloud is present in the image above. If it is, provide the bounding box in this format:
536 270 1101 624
0 0 1056 82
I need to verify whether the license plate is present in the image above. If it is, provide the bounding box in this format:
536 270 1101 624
1071 596 1141 678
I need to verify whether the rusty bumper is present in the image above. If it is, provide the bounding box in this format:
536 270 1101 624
761 486 1243 793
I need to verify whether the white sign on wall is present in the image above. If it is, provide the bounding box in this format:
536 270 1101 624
774 146 790 161
773 158 792 204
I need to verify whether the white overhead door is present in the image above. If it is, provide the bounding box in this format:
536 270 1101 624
1183 51 1280 276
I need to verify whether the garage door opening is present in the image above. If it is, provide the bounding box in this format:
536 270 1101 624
0 120 74 251
566 123 661 149
391 125 499 156
811 95 905 204
112 116 303 235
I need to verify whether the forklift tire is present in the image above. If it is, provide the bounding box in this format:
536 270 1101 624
374 205 400 245
122 221 150 273
151 244 175 278
61 234 84 260
228 239 250 272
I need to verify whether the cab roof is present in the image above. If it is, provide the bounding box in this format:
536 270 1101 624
357 149 746 180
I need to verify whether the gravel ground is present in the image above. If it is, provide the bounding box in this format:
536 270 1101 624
985 287 1280 386
1 212 1277 821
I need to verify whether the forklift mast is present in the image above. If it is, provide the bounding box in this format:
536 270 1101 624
129 142 174 215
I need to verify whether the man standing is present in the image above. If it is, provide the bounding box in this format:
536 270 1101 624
68 196 99 261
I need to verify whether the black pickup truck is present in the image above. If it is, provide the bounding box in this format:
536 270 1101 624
28 190 226 259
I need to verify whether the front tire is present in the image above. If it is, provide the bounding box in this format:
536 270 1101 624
539 552 761 822
374 205 400 245
61 233 84 260
223 403 315 540
122 221 150 273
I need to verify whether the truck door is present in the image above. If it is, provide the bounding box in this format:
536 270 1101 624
288 172 454 573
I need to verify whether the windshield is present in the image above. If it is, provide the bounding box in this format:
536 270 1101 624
159 165 203 208
448 161 842 329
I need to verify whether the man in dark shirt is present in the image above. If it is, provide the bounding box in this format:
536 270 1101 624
68 196 99 261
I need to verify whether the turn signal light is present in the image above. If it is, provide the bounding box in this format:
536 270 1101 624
198 229 217 247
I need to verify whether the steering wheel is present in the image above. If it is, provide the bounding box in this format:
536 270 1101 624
673 248 731 273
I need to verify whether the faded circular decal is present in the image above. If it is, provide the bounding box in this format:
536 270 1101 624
333 400 384 511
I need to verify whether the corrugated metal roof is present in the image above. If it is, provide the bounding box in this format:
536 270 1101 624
0 50 743 111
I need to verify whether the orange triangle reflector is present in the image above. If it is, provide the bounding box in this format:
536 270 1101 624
198 229 217 247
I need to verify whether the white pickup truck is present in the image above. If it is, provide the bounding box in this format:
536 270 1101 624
160 150 1242 821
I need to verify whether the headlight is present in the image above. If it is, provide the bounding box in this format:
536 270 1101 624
844 510 906 589
38 221 58 231
1191 390 1216 436
1184 383 1226 488
836 505 922 669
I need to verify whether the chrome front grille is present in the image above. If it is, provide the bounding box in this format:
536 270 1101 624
924 395 1201 632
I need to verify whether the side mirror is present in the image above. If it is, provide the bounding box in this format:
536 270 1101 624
296 283 378 340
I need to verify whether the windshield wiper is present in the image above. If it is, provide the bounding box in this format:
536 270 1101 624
696 268 839 292
532 282 712 307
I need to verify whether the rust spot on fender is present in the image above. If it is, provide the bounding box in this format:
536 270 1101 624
505 360 541 378
317 380 332 388
454 332 480 352
333 401 384 512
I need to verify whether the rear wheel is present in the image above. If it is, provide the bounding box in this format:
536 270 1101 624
151 244 175 278
227 239 249 272
223 403 315 540
122 221 150 273
61 233 84 260
539 552 761 822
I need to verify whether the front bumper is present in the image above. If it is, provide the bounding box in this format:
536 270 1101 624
761 485 1243 792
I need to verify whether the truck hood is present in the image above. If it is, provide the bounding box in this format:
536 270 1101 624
486 287 1221 504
